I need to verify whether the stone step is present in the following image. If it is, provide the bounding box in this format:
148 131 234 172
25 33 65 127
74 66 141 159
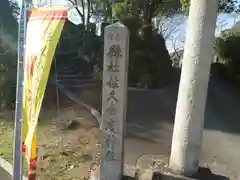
57 67 73 70
57 77 95 81
89 163 136 180
57 66 72 70
57 78 96 83
57 74 81 78
58 83 98 88
57 71 78 75
58 65 72 68
57 69 74 73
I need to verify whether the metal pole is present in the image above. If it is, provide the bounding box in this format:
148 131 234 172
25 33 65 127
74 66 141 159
13 1 28 180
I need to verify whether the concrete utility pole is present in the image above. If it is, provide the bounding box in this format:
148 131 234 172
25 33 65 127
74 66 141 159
169 0 218 176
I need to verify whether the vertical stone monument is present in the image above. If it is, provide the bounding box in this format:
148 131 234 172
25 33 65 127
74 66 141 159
99 22 129 180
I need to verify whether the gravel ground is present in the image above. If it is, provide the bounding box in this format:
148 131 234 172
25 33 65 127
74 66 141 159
56 65 240 179
0 167 11 180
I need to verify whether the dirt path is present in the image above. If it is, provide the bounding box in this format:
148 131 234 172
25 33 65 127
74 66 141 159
35 84 101 180
124 79 240 179
0 83 101 180
55 64 240 179
63 78 240 179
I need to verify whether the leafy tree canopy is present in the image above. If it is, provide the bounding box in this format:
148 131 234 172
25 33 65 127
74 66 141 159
113 0 181 24
215 29 240 63
180 0 240 14
0 0 19 108
0 0 19 37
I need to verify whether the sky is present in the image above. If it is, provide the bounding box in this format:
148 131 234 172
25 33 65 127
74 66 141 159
165 13 240 52
16 0 240 52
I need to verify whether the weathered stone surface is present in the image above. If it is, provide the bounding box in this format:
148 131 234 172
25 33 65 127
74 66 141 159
135 155 169 180
135 155 230 180
100 22 130 180
90 164 136 180
169 0 218 176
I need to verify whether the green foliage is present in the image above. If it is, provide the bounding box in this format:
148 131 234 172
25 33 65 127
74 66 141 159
0 37 17 108
111 0 179 87
215 32 240 64
113 0 181 24
59 17 174 88
121 17 173 88
72 30 103 75
218 0 240 13
71 0 180 24
180 0 240 14
0 0 19 108
70 0 179 87
56 21 103 77
0 0 19 37
214 29 240 83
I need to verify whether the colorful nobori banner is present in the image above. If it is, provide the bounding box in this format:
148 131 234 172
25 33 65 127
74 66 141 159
22 7 67 179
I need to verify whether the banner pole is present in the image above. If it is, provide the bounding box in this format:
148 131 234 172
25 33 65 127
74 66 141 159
13 1 28 180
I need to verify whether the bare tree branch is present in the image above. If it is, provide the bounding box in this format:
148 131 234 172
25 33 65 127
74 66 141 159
67 0 85 24
80 0 85 25
169 34 185 68
68 0 76 5
0 27 17 53
87 0 91 24
158 15 185 39
171 38 182 59
67 0 96 26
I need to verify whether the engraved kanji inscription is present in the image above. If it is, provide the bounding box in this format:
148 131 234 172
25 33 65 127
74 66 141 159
107 44 122 59
107 90 119 102
106 101 118 116
115 32 120 41
108 32 114 41
106 76 119 89
105 150 116 161
101 23 129 171
107 61 120 72
107 30 121 41
106 118 117 133
104 133 117 161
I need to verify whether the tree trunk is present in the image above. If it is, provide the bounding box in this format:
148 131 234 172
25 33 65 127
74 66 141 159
143 0 151 25
169 0 218 176
80 0 85 25
104 2 112 22
86 0 91 24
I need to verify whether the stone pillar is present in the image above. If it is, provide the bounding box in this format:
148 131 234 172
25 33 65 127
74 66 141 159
169 0 218 176
100 22 129 180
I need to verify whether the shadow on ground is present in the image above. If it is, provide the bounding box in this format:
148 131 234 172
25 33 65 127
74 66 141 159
153 167 230 180
123 175 135 180
123 77 240 175
126 75 240 140
58 74 240 179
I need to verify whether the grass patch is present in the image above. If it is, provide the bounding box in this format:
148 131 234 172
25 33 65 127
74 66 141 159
0 110 14 163
0 105 100 180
